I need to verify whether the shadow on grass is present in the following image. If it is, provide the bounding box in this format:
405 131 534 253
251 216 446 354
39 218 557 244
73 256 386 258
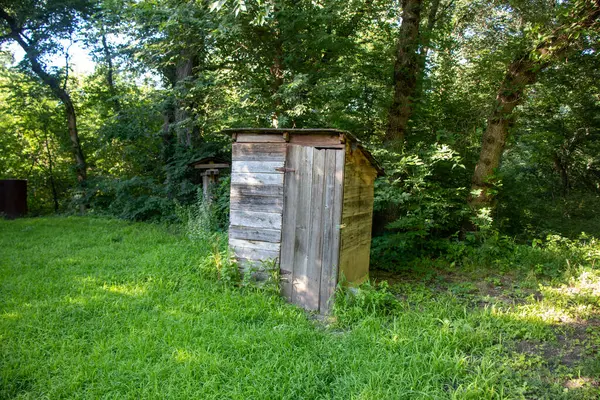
371 264 600 398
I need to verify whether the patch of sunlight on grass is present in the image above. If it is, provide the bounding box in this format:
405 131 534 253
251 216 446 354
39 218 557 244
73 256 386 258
101 283 147 297
1 311 20 320
500 298 578 324
64 295 89 306
172 348 195 363
498 268 600 326
564 377 599 389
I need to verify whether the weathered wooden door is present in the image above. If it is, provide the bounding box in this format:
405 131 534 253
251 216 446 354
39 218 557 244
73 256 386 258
280 145 345 313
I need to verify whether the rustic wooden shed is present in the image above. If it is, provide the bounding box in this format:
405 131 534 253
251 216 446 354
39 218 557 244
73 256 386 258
225 128 383 313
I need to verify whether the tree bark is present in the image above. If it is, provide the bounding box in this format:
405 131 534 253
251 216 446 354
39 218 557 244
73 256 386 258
385 0 423 148
414 0 442 99
174 52 198 147
469 57 538 208
161 100 176 166
553 153 570 197
0 7 87 185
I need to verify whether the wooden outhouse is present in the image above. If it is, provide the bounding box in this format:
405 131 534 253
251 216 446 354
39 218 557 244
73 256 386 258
225 128 383 313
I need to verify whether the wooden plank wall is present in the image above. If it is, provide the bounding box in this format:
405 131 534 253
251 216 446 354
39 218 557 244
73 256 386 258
229 141 286 273
338 144 378 285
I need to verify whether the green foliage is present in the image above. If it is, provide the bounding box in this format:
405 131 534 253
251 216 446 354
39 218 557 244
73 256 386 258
333 281 400 325
497 51 600 239
0 63 75 214
176 185 229 240
371 143 470 269
198 239 240 285
85 176 174 222
441 232 600 280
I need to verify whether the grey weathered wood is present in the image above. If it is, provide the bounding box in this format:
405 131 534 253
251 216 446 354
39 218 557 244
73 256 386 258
229 226 282 243
289 133 341 147
230 194 283 213
229 238 280 252
225 128 384 175
318 149 344 313
279 145 300 301
230 197 283 213
291 146 314 308
318 150 335 313
231 172 284 186
327 150 344 312
230 210 282 230
229 246 280 263
304 148 326 311
232 143 287 161
236 133 287 143
232 160 285 174
193 163 230 169
279 146 345 313
230 184 283 198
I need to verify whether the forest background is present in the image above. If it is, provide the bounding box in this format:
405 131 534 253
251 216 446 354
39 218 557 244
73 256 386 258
1 0 599 272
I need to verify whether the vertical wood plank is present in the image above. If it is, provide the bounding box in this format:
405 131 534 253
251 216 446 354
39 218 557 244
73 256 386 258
304 149 326 311
291 147 314 308
323 150 344 312
279 145 300 301
318 150 339 313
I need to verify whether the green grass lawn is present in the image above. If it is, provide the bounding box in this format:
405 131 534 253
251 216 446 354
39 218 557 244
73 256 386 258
1 217 599 399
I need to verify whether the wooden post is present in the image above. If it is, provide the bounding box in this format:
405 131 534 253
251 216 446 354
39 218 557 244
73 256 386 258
200 169 220 203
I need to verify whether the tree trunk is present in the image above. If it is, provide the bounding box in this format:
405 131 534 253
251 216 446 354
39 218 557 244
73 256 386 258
385 0 423 148
174 52 197 147
469 57 537 209
468 0 600 210
414 0 441 99
161 100 176 166
0 8 87 185
553 153 570 197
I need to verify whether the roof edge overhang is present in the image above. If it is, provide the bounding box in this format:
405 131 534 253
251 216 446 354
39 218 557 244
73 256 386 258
220 128 384 176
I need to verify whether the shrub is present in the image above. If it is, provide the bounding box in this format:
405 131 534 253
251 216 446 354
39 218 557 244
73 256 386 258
370 143 471 270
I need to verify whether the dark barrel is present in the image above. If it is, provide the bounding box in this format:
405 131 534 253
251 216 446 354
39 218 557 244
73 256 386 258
0 180 28 219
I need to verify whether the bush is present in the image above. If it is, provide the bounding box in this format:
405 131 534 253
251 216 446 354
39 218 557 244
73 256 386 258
84 176 176 222
370 143 471 270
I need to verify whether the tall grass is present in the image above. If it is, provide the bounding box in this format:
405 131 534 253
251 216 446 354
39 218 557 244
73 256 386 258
1 217 598 399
